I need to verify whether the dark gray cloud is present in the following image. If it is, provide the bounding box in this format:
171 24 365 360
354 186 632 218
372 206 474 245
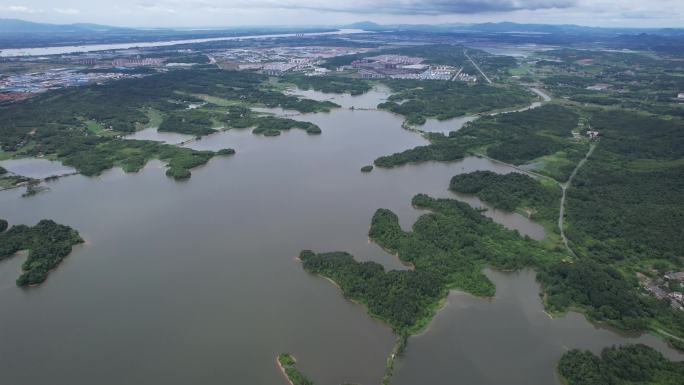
5 0 683 28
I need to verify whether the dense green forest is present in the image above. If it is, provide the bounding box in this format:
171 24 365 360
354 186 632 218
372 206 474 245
449 171 560 222
158 109 215 136
0 219 83 286
301 193 562 333
378 80 533 125
558 344 684 385
565 110 684 262
375 104 583 180
277 354 314 385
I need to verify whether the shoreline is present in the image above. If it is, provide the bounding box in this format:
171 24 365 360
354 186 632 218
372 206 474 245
276 356 295 385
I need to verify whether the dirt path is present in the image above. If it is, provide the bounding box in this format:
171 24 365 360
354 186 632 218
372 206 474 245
558 143 596 256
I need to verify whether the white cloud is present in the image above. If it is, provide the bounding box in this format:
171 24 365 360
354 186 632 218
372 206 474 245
1 5 41 13
54 8 80 15
137 4 178 14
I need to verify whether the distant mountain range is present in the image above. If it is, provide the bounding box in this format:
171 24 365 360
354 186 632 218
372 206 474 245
1 18 682 54
0 18 133 33
344 20 684 36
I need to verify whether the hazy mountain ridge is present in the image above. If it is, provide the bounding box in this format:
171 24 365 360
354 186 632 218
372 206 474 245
0 18 130 33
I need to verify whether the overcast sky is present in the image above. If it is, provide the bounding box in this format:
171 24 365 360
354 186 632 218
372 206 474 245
1 0 683 28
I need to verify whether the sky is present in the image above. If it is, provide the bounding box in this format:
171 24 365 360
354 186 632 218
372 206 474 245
1 0 683 28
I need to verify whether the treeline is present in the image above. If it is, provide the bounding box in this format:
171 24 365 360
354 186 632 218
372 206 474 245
301 193 563 333
478 104 580 167
37 134 214 180
539 259 684 332
449 171 560 222
375 104 583 181
374 133 471 168
251 117 321 136
378 80 533 125
300 250 443 332
558 344 684 385
0 219 83 286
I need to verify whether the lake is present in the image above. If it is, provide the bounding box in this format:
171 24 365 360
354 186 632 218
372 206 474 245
0 158 76 179
394 269 682 385
124 127 194 144
0 88 680 385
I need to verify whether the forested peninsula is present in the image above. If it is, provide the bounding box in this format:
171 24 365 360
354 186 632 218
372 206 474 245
0 68 332 181
0 219 83 286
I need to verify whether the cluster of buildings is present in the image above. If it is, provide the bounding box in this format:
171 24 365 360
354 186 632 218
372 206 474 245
226 49 478 81
586 129 600 140
218 46 367 76
0 68 133 94
345 54 477 81
111 58 165 67
643 271 684 311
74 57 165 67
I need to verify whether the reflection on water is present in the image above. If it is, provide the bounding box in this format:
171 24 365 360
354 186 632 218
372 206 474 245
124 127 195 144
285 85 391 110
395 269 683 385
0 158 76 179
417 115 478 134
450 190 545 241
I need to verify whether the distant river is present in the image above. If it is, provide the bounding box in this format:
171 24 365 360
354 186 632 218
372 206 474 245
0 29 364 57
0 88 680 385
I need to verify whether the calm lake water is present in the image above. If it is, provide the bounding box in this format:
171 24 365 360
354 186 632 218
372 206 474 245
285 85 391 110
395 269 683 385
417 115 478 134
124 127 194 144
0 158 76 179
0 88 680 385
